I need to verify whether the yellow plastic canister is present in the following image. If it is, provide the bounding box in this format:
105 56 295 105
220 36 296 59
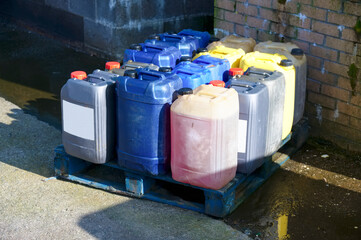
254 41 307 126
207 35 256 53
193 45 245 68
239 51 295 139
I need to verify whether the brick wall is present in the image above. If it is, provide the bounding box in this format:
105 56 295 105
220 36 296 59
0 0 213 59
214 0 361 152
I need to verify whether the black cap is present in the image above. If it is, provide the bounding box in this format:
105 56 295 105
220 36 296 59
130 44 142 51
291 48 304 56
180 56 192 62
148 34 161 40
177 88 193 96
209 37 220 43
159 67 172 73
197 48 208 53
280 59 293 67
124 70 138 78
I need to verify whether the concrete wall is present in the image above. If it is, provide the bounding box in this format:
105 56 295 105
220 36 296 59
0 0 213 58
214 0 361 152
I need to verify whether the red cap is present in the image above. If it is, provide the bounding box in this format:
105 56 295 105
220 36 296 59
229 68 244 76
105 61 120 70
209 80 225 87
71 71 87 80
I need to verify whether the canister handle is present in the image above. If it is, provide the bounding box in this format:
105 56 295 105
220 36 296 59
244 68 271 78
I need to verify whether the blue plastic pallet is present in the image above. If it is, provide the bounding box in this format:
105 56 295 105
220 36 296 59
54 118 309 218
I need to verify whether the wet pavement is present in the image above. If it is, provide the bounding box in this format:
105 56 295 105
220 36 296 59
0 17 360 240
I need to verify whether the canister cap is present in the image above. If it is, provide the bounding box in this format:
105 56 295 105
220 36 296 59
105 61 120 70
130 44 142 51
177 88 193 96
159 67 172 72
124 70 138 78
291 48 304 56
180 56 192 62
71 71 87 80
148 34 161 40
209 80 225 87
209 37 220 43
197 48 208 53
229 68 244 76
280 59 293 67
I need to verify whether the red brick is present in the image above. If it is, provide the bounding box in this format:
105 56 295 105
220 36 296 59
338 76 354 91
246 16 269 30
236 2 257 16
297 29 324 45
350 117 361 131
322 107 350 126
344 1 361 16
342 28 358 42
258 31 276 42
309 45 338 61
313 0 341 11
225 11 245 25
324 60 350 78
339 53 360 67
214 19 234 33
308 67 337 85
215 0 235 11
350 94 361 106
307 55 322 69
214 8 225 19
338 101 361 118
272 0 301 14
312 21 339 37
325 36 355 53
328 12 358 28
248 0 272 8
235 25 257 39
259 8 278 22
288 14 311 29
321 84 350 102
301 5 327 21
291 39 309 54
307 78 321 92
308 91 336 109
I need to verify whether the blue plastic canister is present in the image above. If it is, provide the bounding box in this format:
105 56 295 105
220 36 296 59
172 61 212 89
178 29 211 48
145 34 198 57
192 55 230 82
116 68 183 175
123 43 182 69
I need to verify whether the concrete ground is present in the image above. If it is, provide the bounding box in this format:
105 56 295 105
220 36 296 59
0 96 249 240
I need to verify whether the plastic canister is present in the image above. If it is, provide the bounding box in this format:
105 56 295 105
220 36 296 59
192 55 230 82
178 29 211 48
254 41 307 125
193 45 245 68
123 43 182 69
61 70 119 164
207 35 256 53
171 84 239 190
227 74 270 173
172 61 212 89
116 68 182 175
145 33 198 57
109 60 159 76
233 67 285 156
239 51 295 139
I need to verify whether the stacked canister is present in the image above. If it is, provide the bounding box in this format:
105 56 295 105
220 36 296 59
61 29 306 190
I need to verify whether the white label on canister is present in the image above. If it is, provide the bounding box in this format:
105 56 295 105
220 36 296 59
238 119 247 153
63 100 95 141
